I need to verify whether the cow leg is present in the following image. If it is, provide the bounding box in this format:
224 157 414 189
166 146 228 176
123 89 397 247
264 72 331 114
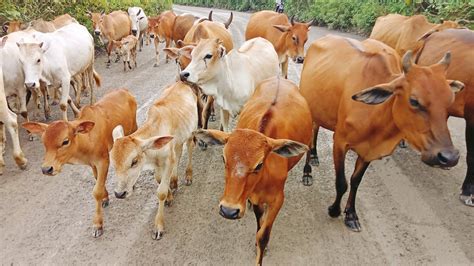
153 151 174 240
0 123 4 174
106 42 113 67
196 93 204 129
170 144 182 191
206 96 216 123
91 161 109 237
18 88 28 120
219 109 231 132
40 81 50 120
460 120 474 206
185 137 194 185
165 38 171 63
59 77 72 121
6 111 27 170
343 156 370 232
51 87 60 105
133 49 137 68
255 194 283 265
281 58 289 79
310 124 320 166
153 37 160 67
328 139 348 218
303 151 313 186
253 203 264 232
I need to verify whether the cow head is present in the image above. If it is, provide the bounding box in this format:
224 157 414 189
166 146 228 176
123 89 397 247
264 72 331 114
352 51 462 168
22 120 95 175
179 38 225 85
273 16 312 64
16 39 47 90
164 43 195 70
110 125 173 199
194 129 308 219
128 7 145 36
3 21 24 34
147 17 165 43
88 11 105 37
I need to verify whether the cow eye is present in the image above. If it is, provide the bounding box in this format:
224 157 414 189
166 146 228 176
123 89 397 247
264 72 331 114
62 139 69 146
409 98 420 108
131 158 138 168
204 54 212 59
37 59 41 63
292 36 297 43
254 162 263 172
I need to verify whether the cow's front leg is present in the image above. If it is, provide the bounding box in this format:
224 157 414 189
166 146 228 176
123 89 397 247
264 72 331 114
91 161 110 237
60 77 72 121
0 124 4 175
281 58 289 79
40 81 51 119
255 195 283 265
153 37 160 67
185 138 194 185
153 153 174 240
219 109 231 132
170 144 182 191
6 111 27 170
106 42 113 67
17 87 28 120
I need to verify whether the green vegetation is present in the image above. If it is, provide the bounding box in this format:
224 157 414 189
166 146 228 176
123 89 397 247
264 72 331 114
0 0 173 33
174 0 473 35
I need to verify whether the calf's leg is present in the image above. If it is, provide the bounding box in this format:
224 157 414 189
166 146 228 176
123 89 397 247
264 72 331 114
153 37 160 67
255 194 283 265
91 161 109 237
153 153 174 240
185 137 194 185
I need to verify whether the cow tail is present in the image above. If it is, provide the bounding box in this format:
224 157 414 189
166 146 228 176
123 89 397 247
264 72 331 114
93 69 101 88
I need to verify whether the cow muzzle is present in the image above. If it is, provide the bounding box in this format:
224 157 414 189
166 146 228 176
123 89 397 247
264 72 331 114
295 56 304 64
132 29 138 36
180 71 190 82
149 33 155 38
41 166 55 176
94 30 101 36
25 82 38 90
114 190 127 199
219 205 241 220
422 148 460 168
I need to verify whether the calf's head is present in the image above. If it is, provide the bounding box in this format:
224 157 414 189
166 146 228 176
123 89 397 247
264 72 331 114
22 121 95 175
180 38 225 85
16 40 46 90
352 51 462 168
110 126 173 199
273 16 312 64
194 129 308 219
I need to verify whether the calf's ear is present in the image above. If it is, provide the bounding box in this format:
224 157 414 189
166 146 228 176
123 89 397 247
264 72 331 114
352 84 394 105
74 121 95 134
22 122 48 135
268 138 309 158
448 80 464 94
273 24 291 32
140 135 174 151
112 125 124 142
193 129 229 146
163 47 179 59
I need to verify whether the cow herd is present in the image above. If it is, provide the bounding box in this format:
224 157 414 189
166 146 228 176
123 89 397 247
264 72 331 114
0 7 473 265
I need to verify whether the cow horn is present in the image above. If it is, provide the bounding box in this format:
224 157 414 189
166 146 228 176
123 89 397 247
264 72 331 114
224 12 233 29
306 19 314 27
438 51 451 68
402 50 413 73
455 19 470 25
290 15 295 26
208 10 213 21
137 9 141 16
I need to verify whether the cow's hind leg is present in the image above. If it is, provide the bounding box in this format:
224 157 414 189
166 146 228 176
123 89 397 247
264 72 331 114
328 138 348 218
310 124 320 166
343 156 370 232
460 119 473 206
185 137 194 185
302 151 313 186
0 123 4 175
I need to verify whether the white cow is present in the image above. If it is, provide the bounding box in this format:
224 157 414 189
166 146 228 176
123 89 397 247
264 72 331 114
16 22 97 121
0 36 28 174
180 37 279 132
128 6 148 52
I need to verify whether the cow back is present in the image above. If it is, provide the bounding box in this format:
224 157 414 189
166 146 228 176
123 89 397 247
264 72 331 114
172 14 195 43
184 21 233 51
105 10 131 41
245 10 288 45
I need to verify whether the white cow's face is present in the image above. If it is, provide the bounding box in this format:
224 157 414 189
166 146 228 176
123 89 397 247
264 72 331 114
180 38 226 85
16 41 45 90
128 7 144 36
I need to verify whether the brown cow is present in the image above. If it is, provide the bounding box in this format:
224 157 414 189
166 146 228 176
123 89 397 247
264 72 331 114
164 20 234 131
89 11 131 67
22 89 138 237
414 28 474 206
300 35 461 231
370 14 463 56
245 11 311 78
195 77 311 265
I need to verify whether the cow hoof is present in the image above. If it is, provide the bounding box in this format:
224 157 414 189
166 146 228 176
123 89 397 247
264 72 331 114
459 194 473 207
328 205 341 218
102 198 110 208
344 212 361 232
152 229 163 240
164 199 173 207
310 155 320 166
153 63 159 67
93 227 104 238
302 174 313 186
198 140 208 151
209 114 216 122
399 140 408 148
51 100 59 106
185 179 192 186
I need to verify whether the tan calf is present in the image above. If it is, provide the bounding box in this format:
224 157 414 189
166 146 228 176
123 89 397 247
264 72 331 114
112 35 138 72
110 81 197 240
22 89 137 237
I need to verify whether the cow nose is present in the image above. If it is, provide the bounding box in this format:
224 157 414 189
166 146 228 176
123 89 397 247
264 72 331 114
437 149 460 167
132 29 137 35
114 191 127 199
296 56 304 64
150 33 155 38
180 71 190 81
41 166 54 175
219 205 240 220
94 31 100 36
25 82 35 89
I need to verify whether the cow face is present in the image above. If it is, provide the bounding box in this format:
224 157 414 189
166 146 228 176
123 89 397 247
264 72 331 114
273 19 312 64
128 7 144 36
148 18 165 43
16 41 46 90
179 38 225 85
164 44 194 70
110 126 173 199
194 129 308 220
353 51 462 168
89 12 105 37
22 121 95 175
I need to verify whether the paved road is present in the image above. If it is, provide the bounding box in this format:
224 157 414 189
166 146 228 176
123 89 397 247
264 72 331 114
0 5 471 265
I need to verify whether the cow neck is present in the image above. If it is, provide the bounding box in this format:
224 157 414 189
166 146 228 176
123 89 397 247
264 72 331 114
274 31 289 60
211 54 241 113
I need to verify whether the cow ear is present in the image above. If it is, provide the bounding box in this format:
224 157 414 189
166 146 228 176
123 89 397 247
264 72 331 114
352 84 394 105
218 44 226 58
273 24 291 32
74 121 95 134
163 47 179 59
193 129 229 146
0 36 7 48
141 136 174 151
176 40 185 48
2 23 9 34
112 125 125 142
268 138 309 158
448 80 464 94
22 122 48 135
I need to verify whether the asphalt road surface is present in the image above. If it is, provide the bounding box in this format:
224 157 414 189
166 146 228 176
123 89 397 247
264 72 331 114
0 5 472 265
